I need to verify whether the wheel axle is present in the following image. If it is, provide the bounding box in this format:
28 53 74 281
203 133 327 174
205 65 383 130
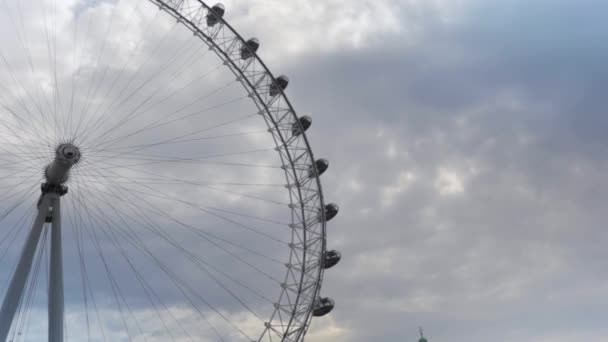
44 143 80 185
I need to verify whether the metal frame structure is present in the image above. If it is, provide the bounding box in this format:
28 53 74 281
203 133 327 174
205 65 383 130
0 2 331 341
0 143 78 341
0 188 66 342
147 2 328 340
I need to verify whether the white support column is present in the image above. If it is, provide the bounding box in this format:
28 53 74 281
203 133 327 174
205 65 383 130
0 142 78 342
0 195 51 341
49 196 64 342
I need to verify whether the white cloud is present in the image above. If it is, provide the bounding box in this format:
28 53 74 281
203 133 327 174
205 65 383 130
382 171 415 207
434 167 464 196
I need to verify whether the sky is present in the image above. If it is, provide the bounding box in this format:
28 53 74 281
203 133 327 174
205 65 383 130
246 0 608 341
0 0 607 341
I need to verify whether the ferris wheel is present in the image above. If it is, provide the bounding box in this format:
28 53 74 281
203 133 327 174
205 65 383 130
0 1 340 341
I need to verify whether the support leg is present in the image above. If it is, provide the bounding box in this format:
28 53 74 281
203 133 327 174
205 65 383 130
49 197 63 342
0 195 51 341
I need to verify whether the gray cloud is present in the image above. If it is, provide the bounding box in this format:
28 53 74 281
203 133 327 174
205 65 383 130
274 1 608 341
0 0 607 341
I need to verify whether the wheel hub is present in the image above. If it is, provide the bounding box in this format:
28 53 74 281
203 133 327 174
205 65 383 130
44 143 81 185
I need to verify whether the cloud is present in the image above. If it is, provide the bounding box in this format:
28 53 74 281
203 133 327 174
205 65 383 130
278 0 608 341
0 0 608 341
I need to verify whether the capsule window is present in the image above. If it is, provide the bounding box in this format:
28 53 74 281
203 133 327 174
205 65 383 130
269 75 289 97
207 3 225 27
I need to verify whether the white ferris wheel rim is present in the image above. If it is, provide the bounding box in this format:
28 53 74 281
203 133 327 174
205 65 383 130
0 1 338 341
150 1 329 340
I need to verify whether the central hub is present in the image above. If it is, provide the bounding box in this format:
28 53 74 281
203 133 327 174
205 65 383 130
44 143 81 185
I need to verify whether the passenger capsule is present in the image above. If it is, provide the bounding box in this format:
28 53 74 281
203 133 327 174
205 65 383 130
292 115 312 137
309 159 329 178
323 250 341 269
269 75 289 97
313 297 335 317
240 38 260 60
319 203 339 222
206 3 225 27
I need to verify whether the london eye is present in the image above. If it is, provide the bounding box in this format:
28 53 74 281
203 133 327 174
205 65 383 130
0 1 339 341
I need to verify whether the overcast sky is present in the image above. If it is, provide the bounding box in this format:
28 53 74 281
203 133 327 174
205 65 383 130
0 0 607 341
269 0 608 341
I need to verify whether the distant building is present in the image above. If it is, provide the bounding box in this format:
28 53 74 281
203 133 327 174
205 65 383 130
419 327 428 342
